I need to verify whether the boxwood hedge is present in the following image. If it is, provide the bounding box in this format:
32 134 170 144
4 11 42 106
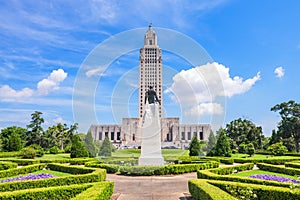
257 163 300 176
0 161 18 170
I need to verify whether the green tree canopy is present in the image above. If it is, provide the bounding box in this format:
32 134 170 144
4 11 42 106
226 118 263 150
271 100 300 152
99 135 112 157
189 136 201 156
26 111 44 146
70 134 89 158
207 130 216 152
85 131 97 157
208 128 232 157
0 126 26 151
8 132 23 151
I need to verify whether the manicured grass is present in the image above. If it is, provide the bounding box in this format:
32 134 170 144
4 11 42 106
231 153 300 160
229 169 299 180
36 153 70 160
111 149 188 159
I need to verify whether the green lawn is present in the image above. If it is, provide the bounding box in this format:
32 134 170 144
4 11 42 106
111 149 188 159
229 169 299 180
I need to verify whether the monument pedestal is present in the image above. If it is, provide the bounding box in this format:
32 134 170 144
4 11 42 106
138 103 164 166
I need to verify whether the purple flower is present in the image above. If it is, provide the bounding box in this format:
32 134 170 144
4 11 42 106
1 173 56 183
248 174 299 183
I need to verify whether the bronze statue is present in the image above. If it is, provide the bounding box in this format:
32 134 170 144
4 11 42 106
145 86 160 105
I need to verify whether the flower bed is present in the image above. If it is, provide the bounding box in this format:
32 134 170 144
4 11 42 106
1 173 56 183
249 174 299 183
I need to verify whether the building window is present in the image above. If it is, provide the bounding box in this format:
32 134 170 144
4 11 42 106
105 132 108 137
99 132 102 140
111 132 114 140
133 134 135 141
188 132 191 140
200 132 204 140
117 132 121 140
194 132 197 138
181 132 185 140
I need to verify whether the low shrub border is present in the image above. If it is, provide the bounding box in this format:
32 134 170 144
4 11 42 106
234 158 300 165
285 162 300 169
0 151 20 158
257 163 300 176
86 161 219 176
188 179 237 200
207 179 300 200
70 181 114 200
0 161 18 170
0 164 106 192
0 164 46 179
209 163 254 175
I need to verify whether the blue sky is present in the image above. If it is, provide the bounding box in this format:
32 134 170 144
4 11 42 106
0 0 299 136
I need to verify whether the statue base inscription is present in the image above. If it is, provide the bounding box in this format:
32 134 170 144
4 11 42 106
138 103 164 166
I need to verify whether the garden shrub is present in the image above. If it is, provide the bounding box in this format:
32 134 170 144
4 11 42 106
29 144 45 157
120 166 163 176
70 135 89 158
0 158 40 165
208 179 300 200
0 151 20 158
69 158 97 165
49 146 59 154
70 181 114 200
257 163 300 176
20 147 36 159
285 162 300 169
0 164 46 179
267 142 288 156
209 163 254 175
188 179 237 200
234 158 300 165
85 163 120 174
0 161 18 170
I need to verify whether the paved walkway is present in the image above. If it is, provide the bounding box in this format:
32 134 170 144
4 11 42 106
107 173 196 200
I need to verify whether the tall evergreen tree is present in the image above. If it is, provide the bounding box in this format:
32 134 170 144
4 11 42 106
26 111 44 146
8 132 23 151
85 131 97 157
189 136 201 156
70 135 89 158
209 128 231 157
207 130 216 152
99 135 112 157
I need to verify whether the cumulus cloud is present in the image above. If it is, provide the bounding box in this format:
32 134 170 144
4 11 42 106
165 62 261 116
37 69 67 95
0 69 67 101
274 66 284 78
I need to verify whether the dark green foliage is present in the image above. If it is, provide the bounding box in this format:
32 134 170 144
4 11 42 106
29 144 45 157
189 136 201 156
271 100 300 152
189 179 237 200
209 163 254 175
99 135 112 157
49 146 59 154
267 142 288 155
226 118 264 150
208 130 216 152
70 135 89 158
285 162 300 168
233 157 300 165
0 126 26 151
0 161 18 170
26 111 44 146
257 163 300 176
84 131 97 157
0 164 45 179
238 142 247 154
246 143 255 157
20 147 36 159
8 132 23 151
208 128 231 157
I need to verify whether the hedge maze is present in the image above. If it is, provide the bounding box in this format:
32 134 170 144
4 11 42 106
0 161 113 200
189 161 300 200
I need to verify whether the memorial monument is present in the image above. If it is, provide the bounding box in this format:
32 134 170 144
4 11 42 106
138 86 164 166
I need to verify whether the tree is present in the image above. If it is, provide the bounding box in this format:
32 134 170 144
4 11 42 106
8 132 23 151
267 142 288 156
226 118 263 150
207 130 216 152
99 135 112 157
246 143 255 157
189 136 201 156
70 135 89 158
208 128 231 157
26 111 44 146
0 126 26 151
85 131 97 157
271 100 300 152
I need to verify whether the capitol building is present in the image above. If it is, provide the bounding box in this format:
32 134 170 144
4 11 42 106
90 24 211 149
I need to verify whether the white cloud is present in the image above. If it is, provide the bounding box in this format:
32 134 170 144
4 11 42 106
166 62 261 116
274 66 284 78
187 102 224 116
37 69 67 95
0 85 34 100
85 66 106 77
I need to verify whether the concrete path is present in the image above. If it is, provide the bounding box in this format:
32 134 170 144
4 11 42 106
107 173 196 200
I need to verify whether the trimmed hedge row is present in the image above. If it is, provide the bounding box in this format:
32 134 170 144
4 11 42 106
0 151 20 158
0 164 46 178
257 163 300 176
0 164 106 192
0 158 96 166
209 163 254 175
208 179 300 200
86 161 219 176
0 183 92 199
70 181 114 200
234 158 300 165
0 161 18 170
285 161 300 169
197 168 293 188
0 158 39 165
188 179 238 200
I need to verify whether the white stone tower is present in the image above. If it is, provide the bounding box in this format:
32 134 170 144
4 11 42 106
138 23 163 119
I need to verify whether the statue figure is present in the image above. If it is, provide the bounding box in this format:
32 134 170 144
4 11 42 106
145 86 160 105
